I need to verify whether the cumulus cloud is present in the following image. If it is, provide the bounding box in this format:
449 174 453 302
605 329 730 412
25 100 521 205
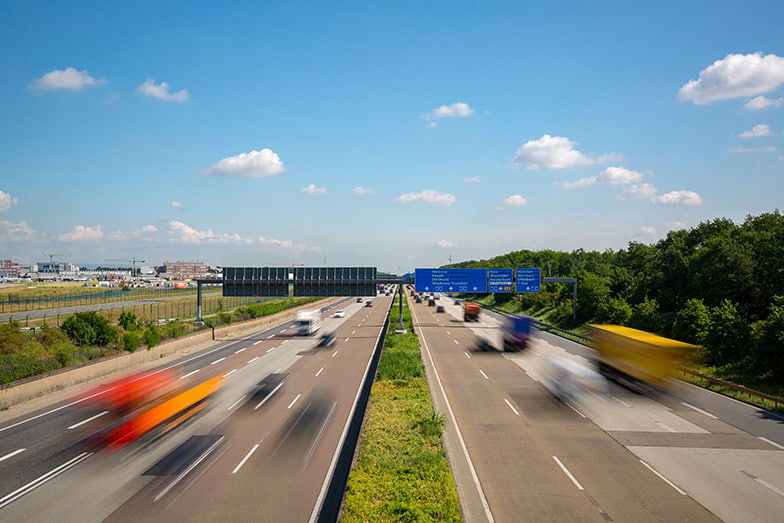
729 145 777 153
140 224 158 233
744 96 784 110
301 184 327 195
170 200 184 209
259 235 318 251
0 220 35 242
31 67 106 91
558 166 643 189
437 240 458 248
651 190 703 206
394 189 456 206
619 183 658 199
738 124 771 138
352 186 375 196
205 148 286 178
136 79 189 102
464 176 482 183
513 134 621 170
639 226 657 235
677 52 784 105
167 220 250 244
0 190 18 212
502 194 527 206
666 221 686 229
109 224 160 241
58 224 104 241
422 102 474 122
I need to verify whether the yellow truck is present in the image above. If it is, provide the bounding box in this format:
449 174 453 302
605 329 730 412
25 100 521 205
590 325 698 388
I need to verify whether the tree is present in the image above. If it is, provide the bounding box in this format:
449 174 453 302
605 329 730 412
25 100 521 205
672 298 711 345
599 297 632 325
575 272 611 322
118 311 141 331
61 312 117 347
704 300 748 365
750 297 784 379
630 297 664 333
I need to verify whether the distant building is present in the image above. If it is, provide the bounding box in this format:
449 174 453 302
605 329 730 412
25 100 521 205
0 260 20 278
161 260 208 280
37 261 79 274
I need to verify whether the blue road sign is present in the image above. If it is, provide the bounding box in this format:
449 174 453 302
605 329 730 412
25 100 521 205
415 268 487 293
515 268 541 293
488 268 514 293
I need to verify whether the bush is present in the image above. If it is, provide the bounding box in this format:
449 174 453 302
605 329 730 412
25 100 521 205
672 298 711 345
122 332 140 352
51 341 80 366
38 326 70 346
0 322 27 354
118 311 141 331
630 297 664 333
143 326 162 348
599 297 632 325
61 312 117 347
704 300 748 365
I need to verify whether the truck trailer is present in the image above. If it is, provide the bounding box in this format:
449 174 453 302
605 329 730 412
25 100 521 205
296 309 322 336
463 302 481 322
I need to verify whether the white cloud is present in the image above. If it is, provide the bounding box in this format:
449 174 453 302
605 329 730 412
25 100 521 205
651 190 703 206
58 224 104 241
301 184 327 195
729 146 777 153
31 67 105 91
502 194 527 206
640 226 657 235
463 176 482 183
205 148 286 178
0 221 35 242
666 221 686 229
136 79 189 102
108 224 160 241
394 189 456 206
0 190 18 212
422 102 474 122
170 200 184 209
559 166 643 189
677 52 784 105
141 224 158 233
513 134 621 170
738 124 771 138
744 96 784 110
352 186 375 196
437 239 458 248
167 220 250 244
619 183 658 200
259 235 318 251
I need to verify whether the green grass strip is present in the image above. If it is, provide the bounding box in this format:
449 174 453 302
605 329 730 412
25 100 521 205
342 293 462 522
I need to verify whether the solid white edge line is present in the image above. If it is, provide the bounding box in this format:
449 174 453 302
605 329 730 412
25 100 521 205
287 394 302 409
211 357 226 365
758 436 784 451
553 456 584 491
0 451 92 509
308 296 394 523
639 459 686 495
316 367 324 377
410 301 495 523
479 370 489 380
0 448 26 462
154 436 223 502
231 444 259 475
681 401 719 419
504 399 520 417
67 410 109 430
254 383 284 410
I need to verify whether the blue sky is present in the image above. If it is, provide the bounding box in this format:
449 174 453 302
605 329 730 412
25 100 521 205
1 1 782 273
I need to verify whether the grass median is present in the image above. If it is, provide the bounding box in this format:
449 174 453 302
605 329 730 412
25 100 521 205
342 292 461 522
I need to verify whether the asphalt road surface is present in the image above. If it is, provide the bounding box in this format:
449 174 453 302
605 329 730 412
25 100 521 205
0 295 391 522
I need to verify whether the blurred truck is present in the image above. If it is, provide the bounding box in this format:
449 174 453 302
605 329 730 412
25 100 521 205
463 302 481 322
502 315 533 351
590 325 698 388
296 309 321 336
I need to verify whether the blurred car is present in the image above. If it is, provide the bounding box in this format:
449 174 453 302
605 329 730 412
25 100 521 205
317 332 336 347
333 310 346 318
454 299 461 305
428 299 436 306
415 297 422 303
436 305 445 313
365 300 373 307
356 297 363 303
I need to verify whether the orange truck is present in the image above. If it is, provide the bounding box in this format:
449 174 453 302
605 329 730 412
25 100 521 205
463 302 481 322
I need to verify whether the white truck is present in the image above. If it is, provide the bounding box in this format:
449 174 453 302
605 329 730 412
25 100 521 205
296 309 321 336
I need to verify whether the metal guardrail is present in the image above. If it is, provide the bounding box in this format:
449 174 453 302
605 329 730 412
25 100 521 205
483 304 784 410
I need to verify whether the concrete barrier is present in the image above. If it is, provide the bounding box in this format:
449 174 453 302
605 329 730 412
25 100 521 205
0 297 340 409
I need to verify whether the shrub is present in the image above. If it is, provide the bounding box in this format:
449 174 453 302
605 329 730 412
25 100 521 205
118 311 141 331
38 326 70 346
0 322 27 355
61 312 117 347
51 341 80 366
122 332 140 352
143 326 162 348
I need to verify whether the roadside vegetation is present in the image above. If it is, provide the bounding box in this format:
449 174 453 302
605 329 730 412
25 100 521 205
343 291 461 522
449 211 784 402
0 297 318 386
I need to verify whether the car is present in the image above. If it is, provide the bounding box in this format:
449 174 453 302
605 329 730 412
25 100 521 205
385 292 391 296
434 293 440 300
333 310 346 318
357 297 363 303
436 305 445 313
428 299 436 306
365 300 373 307
317 332 336 347
454 299 461 305
415 297 422 303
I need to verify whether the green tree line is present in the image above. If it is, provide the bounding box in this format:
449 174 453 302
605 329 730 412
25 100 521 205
447 211 784 381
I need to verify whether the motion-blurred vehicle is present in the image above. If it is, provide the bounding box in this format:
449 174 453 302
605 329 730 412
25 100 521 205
427 299 436 307
540 355 607 401
502 315 533 351
356 297 363 303
317 332 336 347
473 338 496 352
332 310 345 318
433 293 440 300
463 302 481 322
415 296 422 303
296 309 321 335
365 300 373 307
454 299 461 306
436 305 445 313
590 325 697 388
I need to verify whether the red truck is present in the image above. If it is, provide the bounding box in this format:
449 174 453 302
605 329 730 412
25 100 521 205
463 302 481 322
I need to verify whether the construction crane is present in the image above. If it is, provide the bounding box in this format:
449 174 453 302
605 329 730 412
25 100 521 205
45 254 62 263
105 257 146 277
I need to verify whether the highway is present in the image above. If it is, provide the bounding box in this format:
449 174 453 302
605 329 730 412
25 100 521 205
410 293 784 523
0 295 392 521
